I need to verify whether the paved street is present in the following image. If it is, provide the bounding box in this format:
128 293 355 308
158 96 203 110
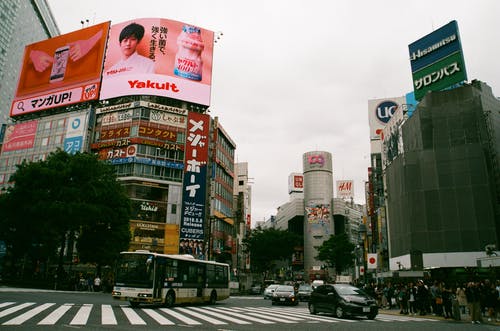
0 288 499 330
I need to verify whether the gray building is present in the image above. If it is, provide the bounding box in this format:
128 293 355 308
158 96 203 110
0 0 59 127
384 80 500 271
303 151 335 278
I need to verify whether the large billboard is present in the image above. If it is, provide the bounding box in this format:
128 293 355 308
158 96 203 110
100 18 214 106
10 22 110 117
179 112 210 248
408 20 467 101
367 97 405 140
2 120 38 152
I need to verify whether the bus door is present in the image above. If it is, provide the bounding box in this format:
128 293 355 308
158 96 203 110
197 264 205 297
153 257 166 299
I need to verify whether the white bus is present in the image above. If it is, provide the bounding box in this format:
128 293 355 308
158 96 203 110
112 250 230 307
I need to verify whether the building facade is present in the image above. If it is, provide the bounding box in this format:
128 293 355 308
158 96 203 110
384 80 500 271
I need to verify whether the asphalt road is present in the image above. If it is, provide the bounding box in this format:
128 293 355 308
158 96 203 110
0 287 498 330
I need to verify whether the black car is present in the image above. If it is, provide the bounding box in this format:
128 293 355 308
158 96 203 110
297 284 313 301
308 283 378 319
271 285 299 306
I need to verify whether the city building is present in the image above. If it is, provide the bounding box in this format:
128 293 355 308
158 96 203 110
383 80 500 277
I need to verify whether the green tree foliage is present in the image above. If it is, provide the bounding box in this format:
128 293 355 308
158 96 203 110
316 233 355 274
0 149 131 276
242 226 300 275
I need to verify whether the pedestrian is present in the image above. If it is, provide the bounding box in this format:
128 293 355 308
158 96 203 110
466 281 483 324
416 280 429 315
485 281 499 322
398 284 409 314
408 282 417 315
441 283 453 319
456 283 468 315
94 275 102 292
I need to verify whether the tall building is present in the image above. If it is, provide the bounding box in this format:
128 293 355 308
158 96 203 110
384 80 500 272
0 0 59 127
303 151 334 279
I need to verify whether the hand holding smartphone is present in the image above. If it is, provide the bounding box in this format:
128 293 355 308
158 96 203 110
50 46 70 83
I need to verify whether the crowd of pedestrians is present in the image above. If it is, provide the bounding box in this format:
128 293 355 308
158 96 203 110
362 279 500 324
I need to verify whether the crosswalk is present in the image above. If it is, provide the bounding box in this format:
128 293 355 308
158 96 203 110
0 301 438 326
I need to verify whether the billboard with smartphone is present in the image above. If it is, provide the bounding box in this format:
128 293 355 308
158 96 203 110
100 18 214 106
10 22 110 117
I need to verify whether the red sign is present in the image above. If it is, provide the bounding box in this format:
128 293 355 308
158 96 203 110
2 121 38 152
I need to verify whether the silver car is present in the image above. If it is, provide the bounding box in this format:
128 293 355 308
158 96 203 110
263 284 280 299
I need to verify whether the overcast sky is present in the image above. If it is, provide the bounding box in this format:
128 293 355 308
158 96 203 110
47 0 500 225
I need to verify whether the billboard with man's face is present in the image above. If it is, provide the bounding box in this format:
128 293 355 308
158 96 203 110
10 22 110 117
100 18 214 106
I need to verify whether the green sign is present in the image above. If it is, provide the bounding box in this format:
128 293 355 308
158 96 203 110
411 51 466 101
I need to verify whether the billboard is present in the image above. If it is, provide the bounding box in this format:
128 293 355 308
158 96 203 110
64 113 89 154
100 18 214 106
367 97 405 140
336 180 354 199
408 20 467 101
2 121 38 152
288 173 304 194
10 22 110 117
179 112 210 245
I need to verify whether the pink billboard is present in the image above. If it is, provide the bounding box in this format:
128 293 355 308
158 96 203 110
2 121 38 152
100 18 214 106
10 22 110 117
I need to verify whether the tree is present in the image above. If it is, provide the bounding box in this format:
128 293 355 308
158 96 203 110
316 233 355 274
0 149 131 279
242 226 300 277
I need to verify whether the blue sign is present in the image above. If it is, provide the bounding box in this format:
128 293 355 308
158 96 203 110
408 20 462 73
375 101 398 124
64 136 83 154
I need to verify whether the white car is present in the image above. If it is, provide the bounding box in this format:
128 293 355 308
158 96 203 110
263 284 280 299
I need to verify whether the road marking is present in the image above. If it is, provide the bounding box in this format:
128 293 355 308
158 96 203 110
174 307 228 325
2 303 55 325
70 303 93 325
38 303 73 325
159 308 202 325
189 306 251 324
101 304 117 325
206 306 276 324
0 302 36 319
0 302 15 309
142 308 175 325
121 305 147 325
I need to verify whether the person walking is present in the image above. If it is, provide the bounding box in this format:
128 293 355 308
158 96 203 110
456 283 468 316
466 281 483 324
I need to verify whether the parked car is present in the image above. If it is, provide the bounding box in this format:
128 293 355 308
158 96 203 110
263 284 280 299
308 283 378 319
250 283 262 294
271 285 299 306
297 284 313 301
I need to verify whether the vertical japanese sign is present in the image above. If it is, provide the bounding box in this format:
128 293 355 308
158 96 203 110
64 113 88 154
180 112 210 245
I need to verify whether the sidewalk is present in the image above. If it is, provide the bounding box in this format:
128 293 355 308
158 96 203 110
379 308 500 326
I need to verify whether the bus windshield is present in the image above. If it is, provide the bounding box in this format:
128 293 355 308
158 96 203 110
115 253 154 288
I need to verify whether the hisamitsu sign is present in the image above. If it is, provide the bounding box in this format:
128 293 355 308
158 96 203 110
408 20 467 101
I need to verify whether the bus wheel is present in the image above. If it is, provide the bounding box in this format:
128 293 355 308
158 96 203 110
209 290 217 305
164 291 175 308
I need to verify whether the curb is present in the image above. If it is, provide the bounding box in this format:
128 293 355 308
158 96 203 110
379 309 500 326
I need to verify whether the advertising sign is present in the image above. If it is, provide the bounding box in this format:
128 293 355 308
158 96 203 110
180 112 210 245
100 18 214 106
10 22 110 117
288 173 304 194
367 97 405 140
336 180 354 199
64 113 88 154
408 20 467 101
2 121 38 152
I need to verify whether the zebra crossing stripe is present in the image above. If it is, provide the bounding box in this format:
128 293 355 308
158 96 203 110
240 307 305 322
38 303 73 325
159 308 202 325
142 308 175 325
70 304 93 325
0 303 15 309
174 307 228 325
206 306 276 324
255 307 340 323
2 303 55 325
121 305 147 325
0 302 36 319
189 306 252 324
101 304 117 325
